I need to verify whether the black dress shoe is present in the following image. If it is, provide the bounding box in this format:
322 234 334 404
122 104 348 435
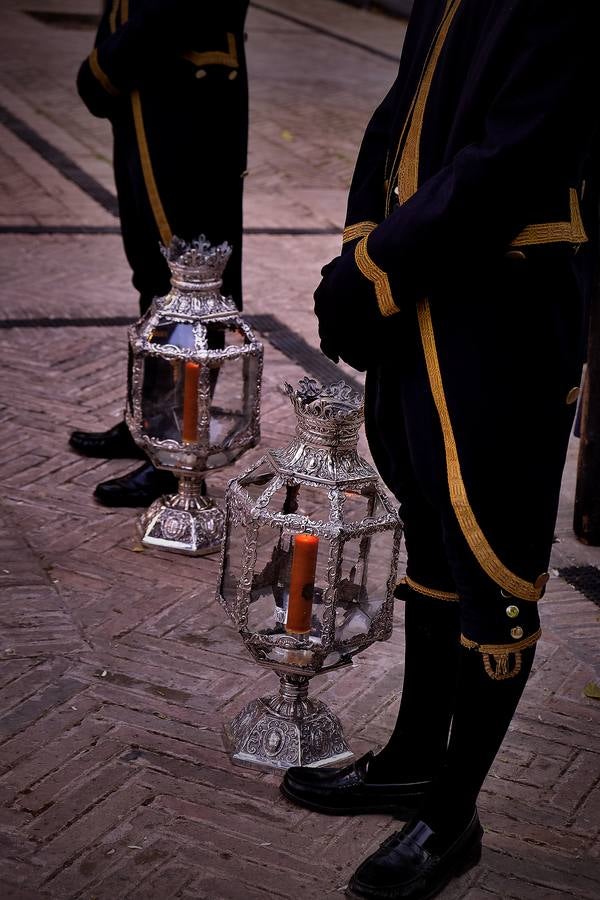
347 809 483 899
281 751 431 817
69 420 146 460
94 462 178 508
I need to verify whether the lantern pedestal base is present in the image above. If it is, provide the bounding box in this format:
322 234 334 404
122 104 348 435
224 674 352 770
139 476 224 555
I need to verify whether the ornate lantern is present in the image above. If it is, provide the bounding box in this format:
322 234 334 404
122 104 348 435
126 236 263 555
217 379 402 769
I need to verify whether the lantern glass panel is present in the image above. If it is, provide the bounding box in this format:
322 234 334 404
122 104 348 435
141 356 184 441
148 321 196 350
220 515 248 609
334 525 395 644
208 352 261 466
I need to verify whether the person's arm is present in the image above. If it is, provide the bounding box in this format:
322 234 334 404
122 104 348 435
78 0 247 111
359 0 599 317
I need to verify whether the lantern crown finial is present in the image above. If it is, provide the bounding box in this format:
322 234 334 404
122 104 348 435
283 378 363 425
161 235 232 290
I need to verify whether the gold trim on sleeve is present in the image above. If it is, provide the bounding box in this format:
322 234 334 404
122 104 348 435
343 221 377 244
89 48 120 96
355 236 399 317
131 91 173 246
182 33 239 69
417 300 543 602
402 576 460 601
510 189 588 248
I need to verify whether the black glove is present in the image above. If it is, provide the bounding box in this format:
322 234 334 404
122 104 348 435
314 248 396 372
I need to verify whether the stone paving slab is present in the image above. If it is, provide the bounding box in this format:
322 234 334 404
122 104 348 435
0 1 599 898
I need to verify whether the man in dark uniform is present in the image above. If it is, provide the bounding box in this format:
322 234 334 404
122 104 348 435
69 0 249 507
281 2 599 897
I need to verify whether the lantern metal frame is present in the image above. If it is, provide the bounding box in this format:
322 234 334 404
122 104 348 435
217 379 402 769
126 236 263 555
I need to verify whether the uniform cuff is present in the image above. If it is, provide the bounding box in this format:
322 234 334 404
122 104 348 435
354 235 399 318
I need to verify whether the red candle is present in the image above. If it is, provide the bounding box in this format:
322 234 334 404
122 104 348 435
286 533 319 635
182 361 200 443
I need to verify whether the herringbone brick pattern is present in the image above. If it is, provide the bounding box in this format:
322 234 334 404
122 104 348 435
1 1 599 898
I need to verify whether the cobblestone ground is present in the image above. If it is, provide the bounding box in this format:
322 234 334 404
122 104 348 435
1 1 599 898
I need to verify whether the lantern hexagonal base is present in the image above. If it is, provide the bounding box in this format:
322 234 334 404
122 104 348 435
139 486 225 556
224 675 353 770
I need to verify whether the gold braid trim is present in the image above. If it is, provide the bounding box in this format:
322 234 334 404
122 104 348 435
417 300 543 602
396 0 463 205
402 576 460 601
131 91 173 246
119 0 172 247
510 190 588 248
182 34 239 69
109 0 121 34
343 221 377 244
461 628 542 680
355 236 399 317
89 49 120 97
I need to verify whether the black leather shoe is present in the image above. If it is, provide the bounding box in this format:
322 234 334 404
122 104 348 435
69 420 146 460
347 809 483 899
94 462 178 508
281 752 431 816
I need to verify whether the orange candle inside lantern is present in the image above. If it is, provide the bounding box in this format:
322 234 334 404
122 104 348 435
182 361 201 443
286 533 319 635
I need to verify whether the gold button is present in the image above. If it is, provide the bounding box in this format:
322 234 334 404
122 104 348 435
228 70 238 80
566 387 580 405
511 626 524 640
505 250 527 261
534 572 550 591
506 605 520 619
195 69 207 79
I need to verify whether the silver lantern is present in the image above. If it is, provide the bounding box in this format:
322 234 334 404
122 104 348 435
126 236 263 555
217 378 402 769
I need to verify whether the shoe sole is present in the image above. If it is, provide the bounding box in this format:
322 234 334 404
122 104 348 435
345 838 482 899
280 781 422 817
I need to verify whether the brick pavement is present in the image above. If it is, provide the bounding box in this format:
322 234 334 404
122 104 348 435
0 1 599 898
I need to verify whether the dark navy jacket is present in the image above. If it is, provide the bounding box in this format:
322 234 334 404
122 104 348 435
317 0 600 604
78 0 249 311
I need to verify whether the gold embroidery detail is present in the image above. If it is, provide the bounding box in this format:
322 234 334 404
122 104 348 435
131 91 173 246
566 387 580 405
402 576 460 601
461 628 541 680
395 0 463 205
109 0 120 33
120 0 129 26
89 48 120 96
417 300 543 601
343 221 377 244
182 34 239 69
355 236 399 317
511 190 588 247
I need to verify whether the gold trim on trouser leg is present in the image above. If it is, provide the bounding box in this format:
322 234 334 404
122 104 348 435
399 576 460 601
461 628 541 680
130 91 173 246
109 0 121 33
117 0 171 244
416 300 543 602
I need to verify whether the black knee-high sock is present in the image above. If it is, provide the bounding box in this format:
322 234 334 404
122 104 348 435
419 642 536 834
366 594 461 783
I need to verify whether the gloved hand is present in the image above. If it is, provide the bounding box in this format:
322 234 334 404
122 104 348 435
314 248 395 372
